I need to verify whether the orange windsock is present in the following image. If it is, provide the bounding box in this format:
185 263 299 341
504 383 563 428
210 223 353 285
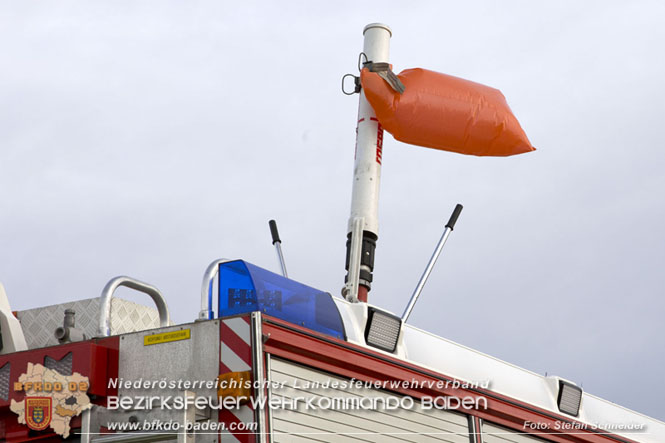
360 68 535 157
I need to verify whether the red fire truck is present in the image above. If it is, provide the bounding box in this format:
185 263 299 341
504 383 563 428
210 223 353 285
1 23 663 443
1 257 663 442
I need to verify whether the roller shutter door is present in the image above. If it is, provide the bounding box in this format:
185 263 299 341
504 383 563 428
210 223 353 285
269 357 470 443
483 422 549 443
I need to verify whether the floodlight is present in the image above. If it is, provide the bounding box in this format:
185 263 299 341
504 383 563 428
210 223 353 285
558 380 583 416
365 307 402 353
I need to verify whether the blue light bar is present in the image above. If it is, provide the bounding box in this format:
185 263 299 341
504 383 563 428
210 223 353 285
218 260 346 340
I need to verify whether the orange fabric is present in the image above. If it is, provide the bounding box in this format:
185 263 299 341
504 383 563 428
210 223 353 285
360 68 535 157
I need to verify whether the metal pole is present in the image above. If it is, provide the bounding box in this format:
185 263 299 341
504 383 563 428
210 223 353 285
269 220 288 278
275 242 288 278
343 23 392 303
402 204 463 322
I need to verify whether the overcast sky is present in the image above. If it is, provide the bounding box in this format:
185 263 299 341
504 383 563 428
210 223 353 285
1 0 664 421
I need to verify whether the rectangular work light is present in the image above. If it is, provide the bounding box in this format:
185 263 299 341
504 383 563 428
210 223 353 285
558 380 583 416
365 307 402 353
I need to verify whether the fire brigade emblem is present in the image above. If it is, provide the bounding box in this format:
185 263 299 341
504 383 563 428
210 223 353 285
10 363 91 438
25 397 52 431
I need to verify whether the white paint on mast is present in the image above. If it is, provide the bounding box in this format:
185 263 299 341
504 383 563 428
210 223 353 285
343 23 392 303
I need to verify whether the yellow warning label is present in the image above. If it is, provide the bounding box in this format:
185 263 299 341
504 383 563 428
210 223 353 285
144 329 191 346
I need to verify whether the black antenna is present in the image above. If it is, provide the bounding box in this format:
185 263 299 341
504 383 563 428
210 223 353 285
268 220 288 278
402 204 463 322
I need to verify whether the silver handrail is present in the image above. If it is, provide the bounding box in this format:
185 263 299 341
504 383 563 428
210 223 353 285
97 276 170 337
199 258 233 320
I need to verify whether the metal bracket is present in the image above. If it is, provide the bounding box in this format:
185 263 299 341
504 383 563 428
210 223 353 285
342 217 364 302
342 73 361 95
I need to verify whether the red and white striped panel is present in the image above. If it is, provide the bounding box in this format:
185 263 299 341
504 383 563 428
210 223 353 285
219 316 255 443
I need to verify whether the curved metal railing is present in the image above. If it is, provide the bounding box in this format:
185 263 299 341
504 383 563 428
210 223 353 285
97 276 170 337
199 258 234 320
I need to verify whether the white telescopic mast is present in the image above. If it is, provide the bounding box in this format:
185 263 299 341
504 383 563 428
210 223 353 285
343 23 392 303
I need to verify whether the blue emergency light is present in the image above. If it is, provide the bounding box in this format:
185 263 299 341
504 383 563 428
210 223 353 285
217 260 346 340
